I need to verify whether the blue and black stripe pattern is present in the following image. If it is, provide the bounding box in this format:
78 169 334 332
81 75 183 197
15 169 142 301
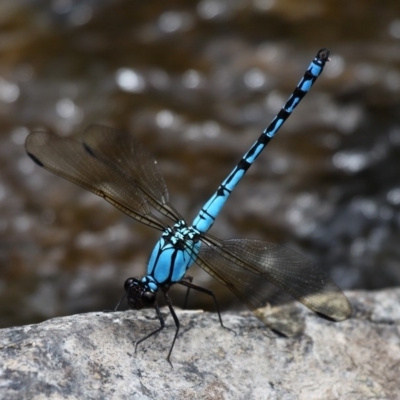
193 48 330 233
25 48 352 365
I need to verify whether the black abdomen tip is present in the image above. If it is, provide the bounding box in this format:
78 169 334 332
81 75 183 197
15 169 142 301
317 48 330 62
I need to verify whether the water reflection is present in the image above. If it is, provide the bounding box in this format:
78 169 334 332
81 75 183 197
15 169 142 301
388 19 400 39
115 68 146 93
0 78 20 103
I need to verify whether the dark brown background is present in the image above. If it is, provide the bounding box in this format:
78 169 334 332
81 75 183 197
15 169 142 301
1 0 400 327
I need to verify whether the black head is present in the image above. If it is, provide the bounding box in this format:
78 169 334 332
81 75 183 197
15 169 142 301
124 278 156 310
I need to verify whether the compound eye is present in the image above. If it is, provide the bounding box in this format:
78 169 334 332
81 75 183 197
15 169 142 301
124 278 136 291
142 291 156 306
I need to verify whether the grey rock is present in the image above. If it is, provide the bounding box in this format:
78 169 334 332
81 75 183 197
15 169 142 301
0 289 399 400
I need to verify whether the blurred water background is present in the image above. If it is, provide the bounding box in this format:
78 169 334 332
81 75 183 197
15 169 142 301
1 0 400 328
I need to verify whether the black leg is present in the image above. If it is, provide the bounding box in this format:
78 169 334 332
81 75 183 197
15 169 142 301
180 275 193 309
135 301 165 354
178 280 235 334
102 293 126 313
114 293 126 311
163 291 180 367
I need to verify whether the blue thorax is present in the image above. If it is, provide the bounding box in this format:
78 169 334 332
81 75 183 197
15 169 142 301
142 220 201 291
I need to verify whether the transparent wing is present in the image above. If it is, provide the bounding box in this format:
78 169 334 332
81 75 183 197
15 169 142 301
195 236 352 336
25 128 174 230
82 124 181 221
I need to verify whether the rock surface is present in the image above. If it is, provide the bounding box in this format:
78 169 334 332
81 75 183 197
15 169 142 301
0 289 399 400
